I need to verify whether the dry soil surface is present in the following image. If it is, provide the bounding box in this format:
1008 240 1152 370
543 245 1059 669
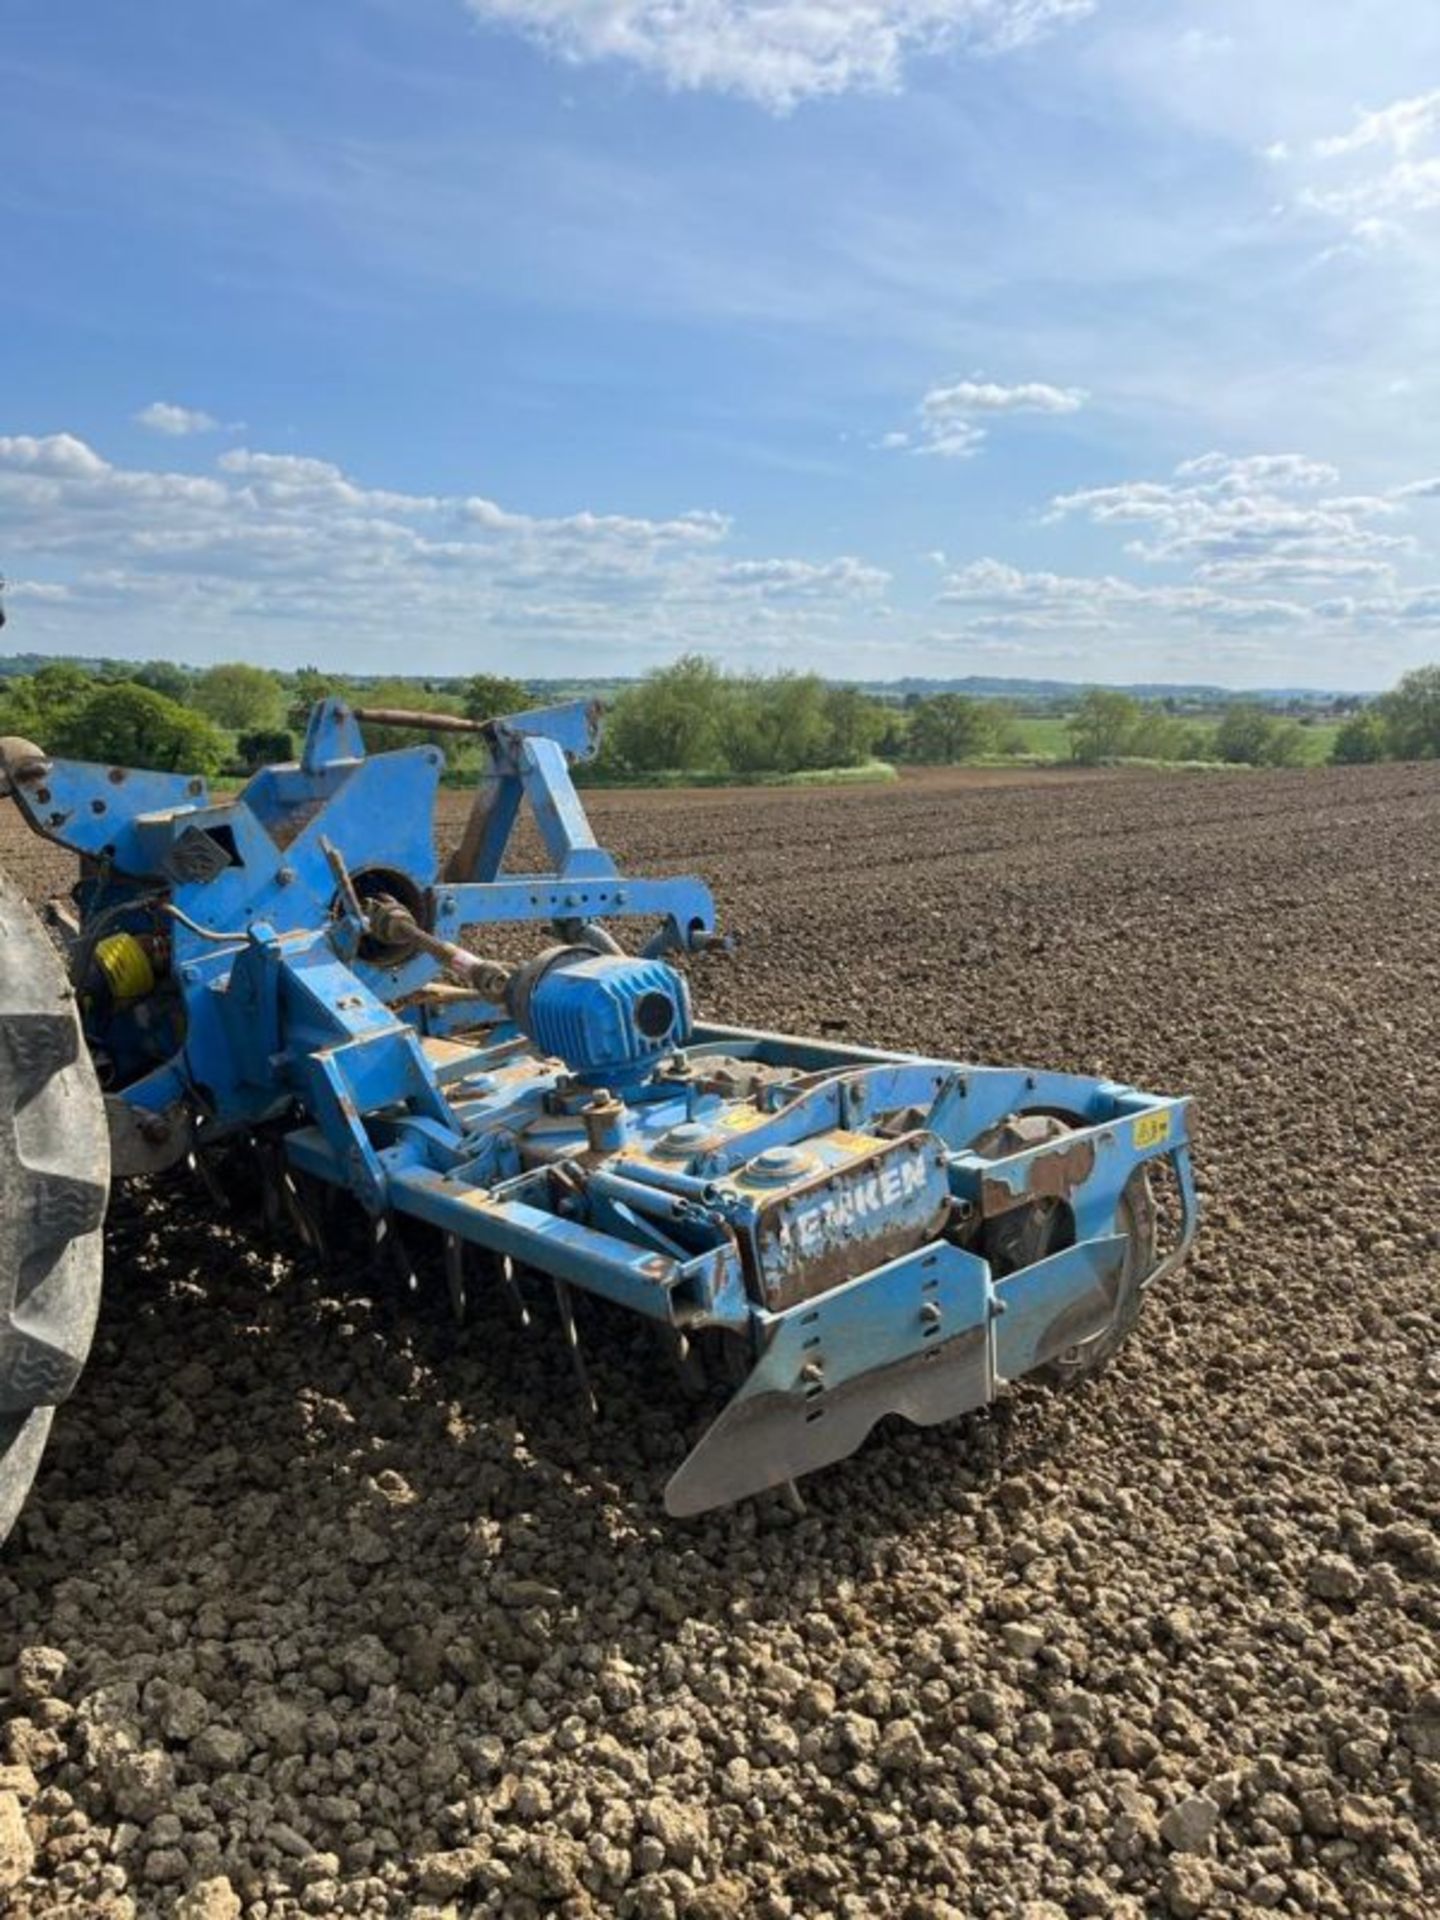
2 763 1438 1920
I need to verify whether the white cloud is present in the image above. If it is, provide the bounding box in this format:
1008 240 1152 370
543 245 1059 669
134 401 222 437
461 0 1095 111
1173 451 1338 490
1279 91 1440 242
0 430 887 667
936 556 1308 629
0 432 113 479
922 442 1440 677
1048 452 1409 574
3 579 72 603
1314 91 1440 161
714 556 889 596
1192 554 1395 588
924 378 1087 416
7 430 1439 685
915 420 989 460
886 376 1086 459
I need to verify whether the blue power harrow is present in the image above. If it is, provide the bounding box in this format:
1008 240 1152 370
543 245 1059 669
0 699 1197 1531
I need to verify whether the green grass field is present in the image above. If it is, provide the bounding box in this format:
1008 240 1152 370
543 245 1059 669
1003 713 1341 767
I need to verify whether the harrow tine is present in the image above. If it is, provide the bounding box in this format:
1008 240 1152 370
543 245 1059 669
384 1217 419 1294
254 1136 284 1235
552 1277 598 1419
187 1150 231 1214
661 1324 708 1400
443 1232 467 1325
296 1174 338 1273
499 1253 532 1331
368 1212 418 1291
280 1167 322 1257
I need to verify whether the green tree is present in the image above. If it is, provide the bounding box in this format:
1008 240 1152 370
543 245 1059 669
0 663 96 745
603 656 727 773
1331 709 1388 764
985 700 1027 756
1375 664 1440 759
191 662 285 732
1260 719 1307 767
234 727 295 772
1068 689 1143 764
287 668 351 730
906 694 998 763
0 679 46 742
718 674 835 774
1214 702 1275 765
31 662 95 710
872 703 909 761
819 685 887 767
1215 702 1307 767
462 674 531 721
131 659 192 702
50 684 226 774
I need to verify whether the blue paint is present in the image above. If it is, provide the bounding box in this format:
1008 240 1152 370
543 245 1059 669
15 700 1199 1512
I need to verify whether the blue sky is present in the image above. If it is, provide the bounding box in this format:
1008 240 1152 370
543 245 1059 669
4 0 1440 688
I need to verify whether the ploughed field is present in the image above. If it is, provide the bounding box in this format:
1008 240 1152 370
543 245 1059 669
2 762 1438 1920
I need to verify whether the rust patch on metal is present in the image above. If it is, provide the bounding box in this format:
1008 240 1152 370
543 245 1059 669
981 1137 1096 1218
353 705 491 736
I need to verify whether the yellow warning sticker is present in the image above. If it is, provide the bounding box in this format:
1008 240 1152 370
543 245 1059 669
1133 1110 1172 1150
718 1107 770 1132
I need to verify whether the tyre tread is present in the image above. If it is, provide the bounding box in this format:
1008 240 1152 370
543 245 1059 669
0 869 109 1541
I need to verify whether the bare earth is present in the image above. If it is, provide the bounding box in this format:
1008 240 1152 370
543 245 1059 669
2 762 1438 1920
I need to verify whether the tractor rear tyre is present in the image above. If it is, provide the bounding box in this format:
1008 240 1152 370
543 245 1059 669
0 868 109 1543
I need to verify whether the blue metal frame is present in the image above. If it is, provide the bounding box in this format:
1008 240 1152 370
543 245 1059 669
11 697 1199 1514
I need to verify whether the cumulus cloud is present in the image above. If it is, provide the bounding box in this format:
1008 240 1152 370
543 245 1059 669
885 376 1086 458
9 430 1438 680
0 430 888 666
134 401 222 437
1313 91 1440 162
936 556 1307 629
928 449 1440 664
926 379 1087 416
713 556 889 597
462 0 1095 111
1278 91 1440 243
1048 451 1409 575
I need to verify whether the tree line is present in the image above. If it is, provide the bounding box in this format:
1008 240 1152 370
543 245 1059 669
0 652 1437 779
592 656 1022 777
1064 689 1310 767
1329 667 1440 764
0 661 535 779
0 653 1024 780
1062 669 1440 767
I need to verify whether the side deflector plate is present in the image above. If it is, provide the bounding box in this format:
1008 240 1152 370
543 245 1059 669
665 1240 994 1517
992 1233 1129 1380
